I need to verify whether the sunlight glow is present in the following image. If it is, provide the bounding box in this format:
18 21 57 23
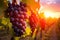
44 11 59 18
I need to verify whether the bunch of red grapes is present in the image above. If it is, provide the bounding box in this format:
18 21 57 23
6 0 28 36
29 11 39 35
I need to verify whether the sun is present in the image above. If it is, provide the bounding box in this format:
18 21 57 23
44 11 55 18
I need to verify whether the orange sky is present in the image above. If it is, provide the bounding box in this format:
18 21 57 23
39 0 60 18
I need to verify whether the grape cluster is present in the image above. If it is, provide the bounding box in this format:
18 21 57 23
6 1 28 36
29 12 39 35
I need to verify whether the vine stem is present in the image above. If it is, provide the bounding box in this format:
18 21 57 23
8 0 21 5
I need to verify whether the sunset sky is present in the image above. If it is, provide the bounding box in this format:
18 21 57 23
40 0 60 18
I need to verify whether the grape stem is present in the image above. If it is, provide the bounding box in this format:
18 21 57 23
8 0 21 5
27 5 35 14
8 0 12 4
16 0 20 5
27 5 39 16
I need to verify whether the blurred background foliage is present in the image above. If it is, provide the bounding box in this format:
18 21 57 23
0 0 16 39
0 0 8 17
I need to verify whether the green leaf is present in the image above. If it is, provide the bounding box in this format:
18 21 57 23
1 17 7 25
0 0 8 8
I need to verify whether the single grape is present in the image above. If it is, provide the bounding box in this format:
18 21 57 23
15 18 19 21
9 11 14 17
14 10 18 14
10 17 15 22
